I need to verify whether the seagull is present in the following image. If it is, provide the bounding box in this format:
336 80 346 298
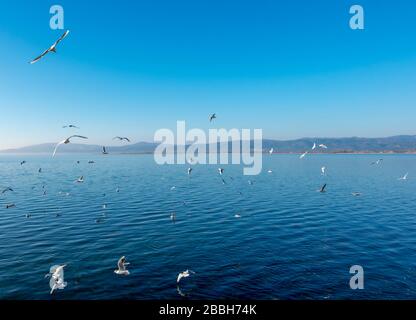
102 146 108 155
318 183 327 193
20 161 26 166
45 264 67 294
53 135 88 157
88 160 95 164
234 214 241 218
209 113 216 122
75 176 84 183
218 168 224 175
371 159 383 165
38 168 42 173
221 178 227 185
267 170 273 173
170 186 176 191
177 270 195 283
269 148 274 155
351 192 362 196
248 180 254 185
299 151 308 159
113 137 130 142
318 144 328 149
25 213 32 218
62 124 79 129
321 166 326 175
170 213 176 222
114 256 130 275
1 187 13 194
6 203 16 209
95 217 105 223
398 173 409 180
29 30 70 64
312 143 316 150
187 167 192 175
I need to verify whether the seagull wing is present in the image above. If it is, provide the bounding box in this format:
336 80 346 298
52 139 66 157
124 138 131 142
177 273 184 283
29 49 50 64
68 135 88 141
54 30 70 46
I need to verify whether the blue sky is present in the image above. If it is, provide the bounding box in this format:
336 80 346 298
1 0 416 149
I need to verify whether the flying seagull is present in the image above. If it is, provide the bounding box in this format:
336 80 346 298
299 151 308 159
318 144 328 149
102 146 108 155
75 176 84 183
113 136 130 142
170 213 176 222
62 124 79 129
1 187 13 194
53 135 88 157
371 159 383 165
351 192 362 196
318 183 327 193
114 256 130 275
177 270 195 283
6 203 16 209
398 172 409 180
20 161 26 166
321 166 326 175
312 143 316 150
218 168 224 175
45 265 67 294
29 30 70 64
269 148 274 155
209 113 216 122
187 167 192 175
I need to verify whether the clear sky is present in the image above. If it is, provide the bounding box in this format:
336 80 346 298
1 0 416 149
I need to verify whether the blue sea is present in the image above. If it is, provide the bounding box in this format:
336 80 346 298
0 154 415 300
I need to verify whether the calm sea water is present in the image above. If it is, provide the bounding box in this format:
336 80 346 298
0 154 415 300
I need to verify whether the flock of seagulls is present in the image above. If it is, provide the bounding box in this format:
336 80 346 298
2 29 410 297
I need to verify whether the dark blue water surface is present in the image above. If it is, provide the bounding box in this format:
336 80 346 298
0 154 415 299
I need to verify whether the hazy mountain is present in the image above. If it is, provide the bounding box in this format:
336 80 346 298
1 135 415 154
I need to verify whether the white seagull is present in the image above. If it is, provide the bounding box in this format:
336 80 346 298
321 166 326 175
114 256 130 275
53 135 88 157
75 176 84 183
113 136 131 142
45 264 67 294
318 144 328 149
398 173 409 180
177 269 195 283
299 151 308 159
30 30 70 64
1 187 13 194
187 167 192 175
269 148 274 155
312 143 316 150
218 168 224 175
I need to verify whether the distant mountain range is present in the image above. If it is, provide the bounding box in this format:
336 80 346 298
1 135 415 154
